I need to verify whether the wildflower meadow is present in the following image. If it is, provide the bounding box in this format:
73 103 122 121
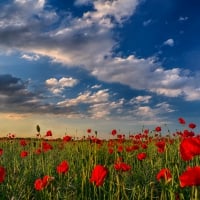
0 118 200 199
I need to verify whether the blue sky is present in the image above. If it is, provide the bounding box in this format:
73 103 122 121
0 0 200 138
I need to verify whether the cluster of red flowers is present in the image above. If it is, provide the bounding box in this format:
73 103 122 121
34 160 69 190
114 157 131 172
156 166 200 187
34 175 54 191
155 140 166 153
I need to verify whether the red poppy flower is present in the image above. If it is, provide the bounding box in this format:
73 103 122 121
87 129 92 134
63 135 72 142
114 162 131 172
155 126 161 132
0 149 3 156
143 129 149 135
155 141 166 153
156 168 172 182
179 166 200 187
91 138 102 145
117 145 123 152
108 140 114 147
108 148 114 154
34 178 44 191
0 166 6 183
141 143 148 149
131 145 140 151
35 148 42 155
180 137 200 161
57 160 69 174
34 175 53 190
46 130 52 137
42 175 53 186
125 146 133 152
20 151 28 158
188 123 196 129
90 165 108 186
20 139 28 147
41 141 53 152
137 152 147 161
111 129 117 136
178 117 186 125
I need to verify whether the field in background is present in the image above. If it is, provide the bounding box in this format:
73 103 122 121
0 118 200 199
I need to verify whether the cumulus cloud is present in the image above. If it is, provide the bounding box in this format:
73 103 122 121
127 101 175 125
57 89 110 107
130 95 152 104
0 0 200 104
57 89 124 119
163 38 174 47
21 54 40 61
178 16 188 21
46 77 78 94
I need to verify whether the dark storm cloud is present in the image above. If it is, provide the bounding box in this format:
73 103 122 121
0 74 77 115
0 74 25 94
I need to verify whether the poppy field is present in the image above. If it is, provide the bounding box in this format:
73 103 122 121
0 118 200 199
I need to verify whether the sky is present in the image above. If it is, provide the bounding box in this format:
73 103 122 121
0 0 200 139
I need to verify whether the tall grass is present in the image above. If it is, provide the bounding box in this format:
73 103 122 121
0 127 199 199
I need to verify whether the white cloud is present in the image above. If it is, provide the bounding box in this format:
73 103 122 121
130 95 152 104
163 38 174 47
21 54 40 61
57 89 109 106
143 19 152 26
92 0 139 24
57 89 124 119
155 102 175 113
182 87 200 101
46 77 78 94
127 101 174 124
178 16 188 21
91 84 102 89
89 99 123 119
74 0 92 6
135 106 156 118
14 0 45 10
